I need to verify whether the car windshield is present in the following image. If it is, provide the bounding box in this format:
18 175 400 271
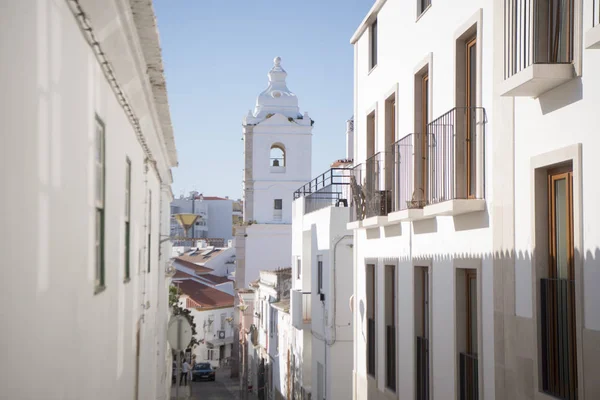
194 363 211 370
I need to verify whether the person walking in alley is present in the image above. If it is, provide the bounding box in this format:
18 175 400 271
180 358 191 386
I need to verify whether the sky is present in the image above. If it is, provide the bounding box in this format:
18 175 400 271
154 0 373 200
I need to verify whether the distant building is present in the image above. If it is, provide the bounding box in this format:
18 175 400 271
171 192 241 243
238 268 292 400
235 56 313 291
174 278 235 368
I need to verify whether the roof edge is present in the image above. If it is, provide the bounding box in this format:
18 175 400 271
350 0 387 45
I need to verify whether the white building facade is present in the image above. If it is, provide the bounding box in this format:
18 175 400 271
350 1 600 400
235 57 313 290
0 1 177 399
290 174 354 400
171 193 237 242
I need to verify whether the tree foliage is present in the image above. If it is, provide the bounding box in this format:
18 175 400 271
169 285 200 348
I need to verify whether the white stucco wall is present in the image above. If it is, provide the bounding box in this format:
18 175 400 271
0 1 175 399
242 224 292 288
351 0 495 399
291 198 354 400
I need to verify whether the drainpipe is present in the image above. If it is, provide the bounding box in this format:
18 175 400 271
324 234 352 399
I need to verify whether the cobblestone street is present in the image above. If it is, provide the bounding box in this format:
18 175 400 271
170 368 258 400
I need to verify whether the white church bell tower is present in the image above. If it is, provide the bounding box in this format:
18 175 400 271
235 57 313 289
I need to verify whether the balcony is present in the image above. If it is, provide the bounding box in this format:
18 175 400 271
293 168 352 215
349 154 392 227
388 133 431 223
423 107 487 217
501 0 575 97
586 0 600 48
459 352 478 400
291 289 311 330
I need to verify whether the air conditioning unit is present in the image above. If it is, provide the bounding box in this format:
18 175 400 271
218 330 225 339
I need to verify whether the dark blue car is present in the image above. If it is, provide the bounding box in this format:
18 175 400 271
191 362 215 382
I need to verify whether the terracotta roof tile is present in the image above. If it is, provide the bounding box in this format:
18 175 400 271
174 258 213 274
201 274 232 285
175 280 234 310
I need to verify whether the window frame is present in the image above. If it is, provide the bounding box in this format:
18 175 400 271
317 256 323 295
274 199 283 210
94 116 106 293
417 0 432 19
369 19 378 71
124 158 132 282
147 189 152 273
465 36 477 199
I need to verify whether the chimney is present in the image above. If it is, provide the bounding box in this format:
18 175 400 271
346 117 354 160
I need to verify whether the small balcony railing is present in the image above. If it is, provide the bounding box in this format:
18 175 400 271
393 133 425 211
427 107 486 205
504 0 574 79
459 352 478 400
540 278 578 399
416 336 430 400
294 168 352 215
364 152 392 218
291 290 312 330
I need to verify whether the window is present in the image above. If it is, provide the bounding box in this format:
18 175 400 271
317 256 323 295
385 265 396 391
415 69 429 197
207 349 214 360
274 199 282 210
220 313 226 331
415 267 429 400
459 270 478 400
541 166 577 399
270 306 276 337
465 36 477 198
366 111 376 158
124 158 131 282
273 199 282 221
270 144 286 167
385 95 396 197
366 263 376 376
370 20 378 70
297 257 301 279
418 0 431 17
147 190 152 273
94 116 106 292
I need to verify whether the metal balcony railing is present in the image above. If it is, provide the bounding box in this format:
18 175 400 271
416 336 430 400
504 0 574 79
459 352 478 400
293 168 352 215
540 278 578 399
350 163 365 221
365 152 392 218
393 134 426 211
427 107 486 205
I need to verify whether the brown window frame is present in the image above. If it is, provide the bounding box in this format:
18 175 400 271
465 270 477 354
420 73 429 196
465 36 477 199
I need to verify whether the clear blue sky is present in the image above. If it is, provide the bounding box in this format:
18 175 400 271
154 0 372 200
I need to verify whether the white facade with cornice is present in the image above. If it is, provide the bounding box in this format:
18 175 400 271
0 1 177 399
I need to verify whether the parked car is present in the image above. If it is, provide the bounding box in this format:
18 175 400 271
191 362 215 382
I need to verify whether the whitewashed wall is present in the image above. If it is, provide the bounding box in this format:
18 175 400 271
0 1 176 399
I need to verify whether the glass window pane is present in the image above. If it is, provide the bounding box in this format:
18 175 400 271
469 276 477 353
554 178 568 279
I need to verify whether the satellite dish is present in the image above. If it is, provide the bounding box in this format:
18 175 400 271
167 315 193 351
